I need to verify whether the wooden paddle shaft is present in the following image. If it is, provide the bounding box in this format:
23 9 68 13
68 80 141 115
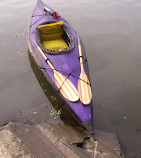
33 41 55 70
78 35 82 56
79 57 84 72
78 37 84 71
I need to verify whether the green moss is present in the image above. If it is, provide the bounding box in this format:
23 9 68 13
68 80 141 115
41 103 48 108
50 109 61 119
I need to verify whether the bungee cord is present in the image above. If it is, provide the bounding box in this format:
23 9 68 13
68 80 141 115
31 14 46 17
29 5 92 96
29 14 46 28
40 58 91 93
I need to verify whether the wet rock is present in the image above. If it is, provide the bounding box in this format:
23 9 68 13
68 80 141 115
0 108 124 158
0 121 124 158
0 125 32 158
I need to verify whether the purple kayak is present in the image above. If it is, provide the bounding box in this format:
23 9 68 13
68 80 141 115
27 0 94 132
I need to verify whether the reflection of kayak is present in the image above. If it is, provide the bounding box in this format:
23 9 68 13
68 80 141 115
27 0 94 131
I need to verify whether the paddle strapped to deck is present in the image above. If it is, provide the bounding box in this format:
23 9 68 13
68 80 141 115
77 35 92 105
33 41 79 102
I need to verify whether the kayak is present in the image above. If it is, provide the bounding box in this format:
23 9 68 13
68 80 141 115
27 0 94 132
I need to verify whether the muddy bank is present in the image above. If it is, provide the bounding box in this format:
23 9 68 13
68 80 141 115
0 107 124 158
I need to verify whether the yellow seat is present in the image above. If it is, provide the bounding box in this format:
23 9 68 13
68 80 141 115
38 21 69 50
43 39 68 50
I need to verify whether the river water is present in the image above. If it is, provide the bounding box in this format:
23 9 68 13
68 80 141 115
0 0 141 157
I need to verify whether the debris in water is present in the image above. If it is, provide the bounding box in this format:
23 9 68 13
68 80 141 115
41 103 48 108
31 112 37 115
51 96 56 101
15 33 24 37
33 112 37 114
50 109 61 119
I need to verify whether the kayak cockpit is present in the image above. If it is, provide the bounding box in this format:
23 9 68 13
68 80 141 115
37 21 74 54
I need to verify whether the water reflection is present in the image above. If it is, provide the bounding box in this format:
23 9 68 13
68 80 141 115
28 52 81 127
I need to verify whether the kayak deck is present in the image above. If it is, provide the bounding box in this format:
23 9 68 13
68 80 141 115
28 0 93 131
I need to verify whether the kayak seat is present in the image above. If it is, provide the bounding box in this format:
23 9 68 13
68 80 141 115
38 21 69 51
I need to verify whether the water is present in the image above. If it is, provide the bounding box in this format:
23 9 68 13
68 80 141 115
0 0 141 157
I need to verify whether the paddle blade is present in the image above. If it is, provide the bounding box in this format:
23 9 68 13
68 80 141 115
54 71 79 102
78 71 92 105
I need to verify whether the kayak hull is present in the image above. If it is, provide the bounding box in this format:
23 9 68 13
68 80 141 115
27 1 94 132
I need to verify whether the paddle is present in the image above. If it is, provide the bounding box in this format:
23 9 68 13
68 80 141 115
33 41 79 102
77 35 92 105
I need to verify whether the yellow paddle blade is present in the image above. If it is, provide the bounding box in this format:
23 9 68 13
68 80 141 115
54 71 79 102
78 71 92 105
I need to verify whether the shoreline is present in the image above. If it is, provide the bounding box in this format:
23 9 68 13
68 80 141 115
0 107 124 158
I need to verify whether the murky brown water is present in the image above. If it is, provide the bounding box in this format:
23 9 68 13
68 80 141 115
0 0 141 157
